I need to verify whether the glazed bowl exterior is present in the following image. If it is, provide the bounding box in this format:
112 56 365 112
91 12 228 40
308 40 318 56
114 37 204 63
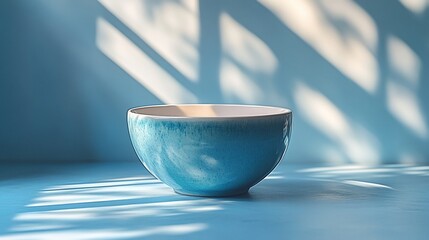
127 104 292 197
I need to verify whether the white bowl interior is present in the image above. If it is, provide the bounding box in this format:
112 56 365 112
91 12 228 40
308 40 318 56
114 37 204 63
130 105 290 118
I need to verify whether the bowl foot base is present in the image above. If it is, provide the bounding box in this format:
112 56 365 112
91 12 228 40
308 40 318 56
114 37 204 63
174 188 249 198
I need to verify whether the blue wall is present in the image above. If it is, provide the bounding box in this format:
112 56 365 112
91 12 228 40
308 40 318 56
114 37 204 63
1 0 428 165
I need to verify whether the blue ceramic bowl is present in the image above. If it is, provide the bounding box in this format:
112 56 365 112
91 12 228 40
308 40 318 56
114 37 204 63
128 104 292 197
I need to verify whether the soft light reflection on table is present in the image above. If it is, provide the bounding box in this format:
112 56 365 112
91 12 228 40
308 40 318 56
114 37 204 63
1 162 428 240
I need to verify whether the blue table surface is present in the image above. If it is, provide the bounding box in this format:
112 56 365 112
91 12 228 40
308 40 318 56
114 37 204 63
1 161 429 240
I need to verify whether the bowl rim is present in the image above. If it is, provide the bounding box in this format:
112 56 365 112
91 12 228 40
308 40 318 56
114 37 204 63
128 104 292 120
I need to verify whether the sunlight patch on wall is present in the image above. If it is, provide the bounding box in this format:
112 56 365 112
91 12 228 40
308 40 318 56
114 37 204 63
386 81 427 139
294 82 380 164
399 0 429 15
220 59 264 103
321 147 345 165
98 0 199 83
260 0 379 93
386 36 426 139
220 13 277 74
399 152 424 165
318 0 378 52
387 36 421 87
96 17 197 104
219 13 277 103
